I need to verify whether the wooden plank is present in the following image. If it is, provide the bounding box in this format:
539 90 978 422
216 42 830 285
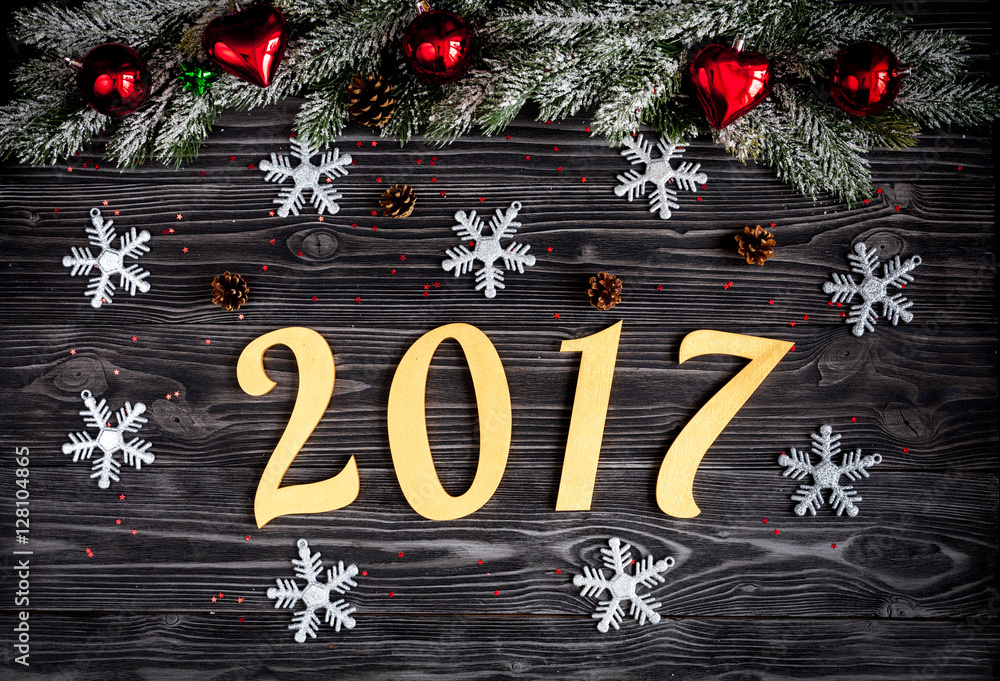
2 465 995 618
13 614 1000 680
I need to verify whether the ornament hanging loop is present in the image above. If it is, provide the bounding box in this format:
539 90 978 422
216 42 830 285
731 34 745 53
416 0 431 12
65 57 84 71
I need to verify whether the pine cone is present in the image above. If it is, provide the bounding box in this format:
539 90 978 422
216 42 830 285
735 225 776 265
345 73 395 129
211 271 249 312
587 272 623 311
380 184 417 218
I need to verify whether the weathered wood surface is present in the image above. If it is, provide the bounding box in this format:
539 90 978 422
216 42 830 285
1 1 997 677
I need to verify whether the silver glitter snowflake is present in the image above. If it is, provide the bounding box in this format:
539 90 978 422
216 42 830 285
779 425 882 517
573 537 675 633
259 137 352 217
442 200 536 298
61 390 154 489
268 539 359 643
615 134 707 219
62 207 151 308
824 242 922 337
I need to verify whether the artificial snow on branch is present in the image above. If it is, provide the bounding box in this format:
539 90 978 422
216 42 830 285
1 0 996 202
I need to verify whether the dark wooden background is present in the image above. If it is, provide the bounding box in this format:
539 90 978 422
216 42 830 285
1 2 997 678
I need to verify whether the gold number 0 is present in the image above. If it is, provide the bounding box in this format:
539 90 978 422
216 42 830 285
387 323 512 520
237 327 360 528
656 330 792 518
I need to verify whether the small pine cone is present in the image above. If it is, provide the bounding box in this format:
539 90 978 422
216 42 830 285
587 272 623 311
380 184 417 218
211 271 249 312
735 225 776 265
345 73 395 129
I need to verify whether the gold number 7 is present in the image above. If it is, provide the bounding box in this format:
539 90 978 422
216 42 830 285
656 330 792 518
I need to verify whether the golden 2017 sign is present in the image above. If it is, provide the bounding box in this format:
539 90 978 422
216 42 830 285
238 324 791 528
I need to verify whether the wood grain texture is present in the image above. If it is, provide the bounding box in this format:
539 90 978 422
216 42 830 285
0 1 997 676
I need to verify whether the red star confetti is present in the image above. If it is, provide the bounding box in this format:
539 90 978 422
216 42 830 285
131 529 137 535
297 251 303 256
790 321 796 326
85 548 93 557
166 394 172 400
361 570 368 576
131 335 138 342
480 197 485 202
494 590 500 596
584 126 591 132
376 177 382 182
555 569 562 575
525 155 531 161
433 282 439 287
356 296 361 303
54 208 59 213
773 529 779 535
229 155 236 161
238 313 244 320
398 551 404 558
174 391 179 397
67 166 73 172
696 196 702 202
102 200 109 206
803 315 809 321
205 339 211 345
440 190 446 196
246 535 251 541
581 177 587 182
863 198 870 205
116 518 121 525
790 346 795 351
318 216 325 222
182 247 188 253
356 141 362 147
326 177 332 183
876 188 883 194
957 165 963 171
248 163 255 170
656 284 663 291
176 214 183 220
371 210 378 216
70 349 76 355
114 369 119 375
312 296 318 302
903 447 909 453
894 206 901 212
211 596 217 603
238 617 244 623
262 265 268 270
416 158 422 164
506 135 511 140
200 171 207 177
372 141 377 147
218 592 224 599
553 313 560 319
423 291 429 297
831 543 837 549
391 269 396 275
553 146 559 151
120 494 126 500
424 284 430 290
388 592 394 598
478 559 484 566
114 210 120 216
557 166 563 172
238 597 244 603
269 210 275 217
400 254 406 261
546 246 552 252
769 299 774 305
762 518 768 523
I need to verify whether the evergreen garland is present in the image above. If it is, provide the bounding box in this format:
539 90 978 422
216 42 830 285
1 0 996 202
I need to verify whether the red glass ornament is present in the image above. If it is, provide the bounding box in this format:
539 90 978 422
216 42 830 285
70 43 150 116
401 10 474 84
203 3 287 88
689 39 771 129
830 42 903 116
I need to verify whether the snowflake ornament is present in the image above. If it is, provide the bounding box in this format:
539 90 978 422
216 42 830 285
259 137 352 217
615 134 707 219
824 242 922 337
61 390 154 489
442 200 536 298
268 539 360 643
62 207 151 308
779 425 882 517
573 537 675 633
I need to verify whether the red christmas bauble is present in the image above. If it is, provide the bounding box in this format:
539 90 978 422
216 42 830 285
203 3 287 88
689 42 771 129
72 43 151 116
401 10 474 84
830 42 902 116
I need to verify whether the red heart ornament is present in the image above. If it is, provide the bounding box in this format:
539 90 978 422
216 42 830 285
203 4 287 88
689 42 772 129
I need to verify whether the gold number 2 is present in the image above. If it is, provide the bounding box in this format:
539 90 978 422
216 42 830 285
237 327 360 528
656 330 792 518
387 323 512 520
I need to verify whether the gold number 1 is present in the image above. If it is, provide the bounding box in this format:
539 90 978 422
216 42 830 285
387 323 512 520
555 321 623 510
655 330 792 518
237 327 360 528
